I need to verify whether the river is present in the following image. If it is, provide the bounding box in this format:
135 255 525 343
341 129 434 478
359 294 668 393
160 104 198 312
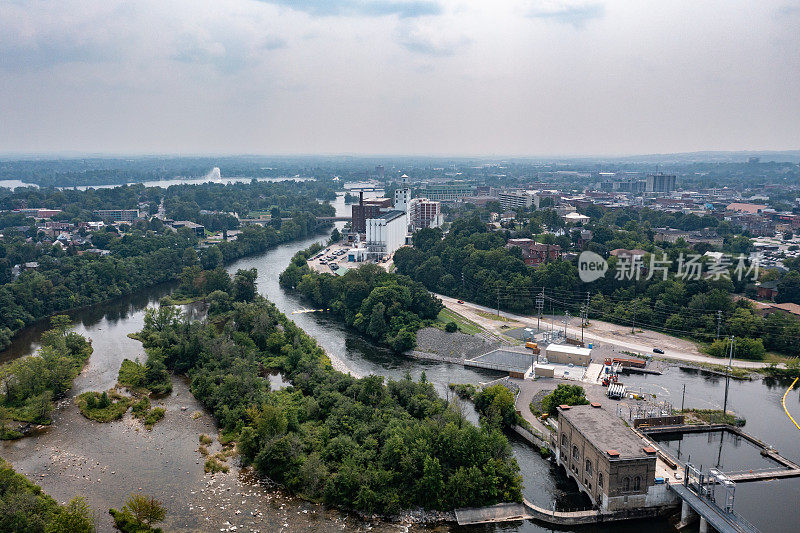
1 194 797 532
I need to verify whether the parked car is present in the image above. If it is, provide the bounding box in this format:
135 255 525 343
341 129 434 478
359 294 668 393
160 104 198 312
653 348 664 354
457 300 464 304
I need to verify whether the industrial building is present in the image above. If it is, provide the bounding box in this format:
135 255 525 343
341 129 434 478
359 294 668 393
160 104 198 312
556 404 667 511
365 210 407 257
545 344 592 366
351 196 392 233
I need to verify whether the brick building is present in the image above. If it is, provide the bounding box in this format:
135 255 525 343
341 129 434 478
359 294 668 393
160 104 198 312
556 404 665 511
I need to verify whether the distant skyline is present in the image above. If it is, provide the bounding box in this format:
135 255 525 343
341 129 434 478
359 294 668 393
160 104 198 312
1 1 799 156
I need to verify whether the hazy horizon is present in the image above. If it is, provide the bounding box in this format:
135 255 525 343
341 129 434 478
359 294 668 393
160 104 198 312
2 1 799 155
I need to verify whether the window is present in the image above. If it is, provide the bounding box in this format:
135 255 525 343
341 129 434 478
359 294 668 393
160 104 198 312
633 476 641 491
573 445 580 460
562 434 567 447
598 472 603 488
623 477 630 492
585 460 593 477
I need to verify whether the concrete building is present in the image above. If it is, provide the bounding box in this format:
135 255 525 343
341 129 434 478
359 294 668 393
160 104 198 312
351 197 392 233
556 404 664 511
645 173 676 194
544 344 591 366
172 220 205 236
416 183 473 202
93 209 140 223
394 174 412 215
499 191 536 210
365 210 407 257
410 198 442 230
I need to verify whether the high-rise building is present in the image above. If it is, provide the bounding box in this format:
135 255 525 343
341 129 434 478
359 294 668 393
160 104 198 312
498 191 536 210
410 198 442 230
645 173 676 194
375 165 385 179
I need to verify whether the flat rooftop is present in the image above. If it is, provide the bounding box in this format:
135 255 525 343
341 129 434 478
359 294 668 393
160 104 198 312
559 404 650 460
375 210 406 222
546 343 592 356
468 348 533 372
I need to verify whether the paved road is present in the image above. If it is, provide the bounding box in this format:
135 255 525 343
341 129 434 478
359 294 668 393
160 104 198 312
436 294 775 370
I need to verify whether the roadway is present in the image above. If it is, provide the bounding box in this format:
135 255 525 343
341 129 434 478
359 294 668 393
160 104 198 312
436 294 774 370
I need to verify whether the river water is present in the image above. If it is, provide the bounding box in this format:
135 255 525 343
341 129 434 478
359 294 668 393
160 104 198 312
1 193 797 532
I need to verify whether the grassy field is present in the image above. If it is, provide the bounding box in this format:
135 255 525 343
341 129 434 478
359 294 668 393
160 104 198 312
475 310 521 324
436 308 484 335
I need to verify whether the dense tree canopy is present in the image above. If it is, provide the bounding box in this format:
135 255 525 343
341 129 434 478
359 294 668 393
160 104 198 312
134 295 522 514
280 247 442 351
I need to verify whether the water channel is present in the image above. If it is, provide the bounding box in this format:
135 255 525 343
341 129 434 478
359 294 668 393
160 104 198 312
0 193 797 532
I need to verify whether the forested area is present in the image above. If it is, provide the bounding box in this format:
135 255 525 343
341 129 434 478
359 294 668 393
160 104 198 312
279 247 442 351
394 215 800 358
0 457 94 532
133 289 522 514
0 180 337 351
0 179 335 227
0 317 92 437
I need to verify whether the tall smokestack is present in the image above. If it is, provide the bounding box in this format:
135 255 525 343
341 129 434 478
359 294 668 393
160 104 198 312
359 191 364 205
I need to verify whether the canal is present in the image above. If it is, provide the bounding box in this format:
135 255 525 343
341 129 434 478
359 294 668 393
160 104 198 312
0 193 796 531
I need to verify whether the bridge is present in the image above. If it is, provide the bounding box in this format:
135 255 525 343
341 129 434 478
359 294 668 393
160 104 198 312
239 216 350 225
671 483 758 533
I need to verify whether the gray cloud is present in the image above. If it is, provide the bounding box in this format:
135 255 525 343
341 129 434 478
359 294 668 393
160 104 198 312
527 1 605 28
259 0 441 18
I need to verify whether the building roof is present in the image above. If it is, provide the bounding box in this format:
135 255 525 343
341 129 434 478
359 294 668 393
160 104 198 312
546 343 591 356
375 210 406 222
726 203 767 214
558 404 650 460
770 302 800 316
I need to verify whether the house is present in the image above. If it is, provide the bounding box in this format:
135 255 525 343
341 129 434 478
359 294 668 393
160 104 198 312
609 249 647 260
756 281 779 301
506 238 562 267
563 212 590 224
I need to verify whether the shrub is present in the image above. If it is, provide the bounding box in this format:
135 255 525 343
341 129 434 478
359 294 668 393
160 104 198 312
444 321 458 333
76 391 133 422
143 408 165 430
204 457 229 474
199 434 213 445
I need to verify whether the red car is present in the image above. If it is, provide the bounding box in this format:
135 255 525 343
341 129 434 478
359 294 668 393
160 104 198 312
457 300 464 304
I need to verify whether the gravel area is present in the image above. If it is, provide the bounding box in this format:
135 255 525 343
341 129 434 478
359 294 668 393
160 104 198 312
414 327 500 362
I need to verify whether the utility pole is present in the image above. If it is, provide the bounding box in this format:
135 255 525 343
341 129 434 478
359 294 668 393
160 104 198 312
681 384 686 413
536 289 544 331
716 310 722 340
723 336 734 416
496 285 500 316
631 300 637 334
580 291 590 343
564 311 570 338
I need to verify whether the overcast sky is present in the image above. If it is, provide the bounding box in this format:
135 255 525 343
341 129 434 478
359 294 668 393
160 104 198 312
1 0 798 156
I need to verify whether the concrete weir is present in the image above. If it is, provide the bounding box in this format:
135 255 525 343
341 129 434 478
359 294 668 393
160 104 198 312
455 499 674 526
